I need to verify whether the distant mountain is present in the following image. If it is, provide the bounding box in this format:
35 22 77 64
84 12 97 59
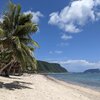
37 60 68 73
84 69 100 73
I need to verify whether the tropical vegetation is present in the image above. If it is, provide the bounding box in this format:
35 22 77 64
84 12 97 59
37 60 67 73
0 2 39 77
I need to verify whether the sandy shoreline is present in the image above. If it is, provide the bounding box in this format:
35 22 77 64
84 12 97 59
0 74 100 100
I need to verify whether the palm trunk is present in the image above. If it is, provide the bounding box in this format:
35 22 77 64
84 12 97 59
4 69 9 77
0 60 14 76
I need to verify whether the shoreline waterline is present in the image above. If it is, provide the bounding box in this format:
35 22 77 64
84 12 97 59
47 73 100 92
0 74 100 100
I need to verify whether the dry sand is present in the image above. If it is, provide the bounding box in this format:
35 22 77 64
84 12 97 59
0 74 100 100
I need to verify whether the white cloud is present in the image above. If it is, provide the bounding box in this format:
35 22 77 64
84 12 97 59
51 60 100 72
0 11 43 23
55 50 63 54
49 50 63 54
95 0 100 6
0 16 3 23
24 11 43 23
61 34 72 40
49 0 100 33
96 12 100 20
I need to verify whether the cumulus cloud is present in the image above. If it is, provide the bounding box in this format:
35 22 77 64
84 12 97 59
95 0 100 6
0 15 3 23
51 60 100 72
61 34 72 40
0 11 43 23
49 0 100 33
24 11 43 23
96 12 100 20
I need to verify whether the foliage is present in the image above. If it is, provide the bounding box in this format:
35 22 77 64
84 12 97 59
37 60 67 73
0 1 39 75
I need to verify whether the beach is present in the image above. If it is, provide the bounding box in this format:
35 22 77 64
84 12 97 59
0 74 100 100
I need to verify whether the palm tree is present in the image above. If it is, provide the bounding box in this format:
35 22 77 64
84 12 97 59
0 47 13 76
0 2 39 76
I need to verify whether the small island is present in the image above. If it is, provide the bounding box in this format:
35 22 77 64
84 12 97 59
84 69 100 73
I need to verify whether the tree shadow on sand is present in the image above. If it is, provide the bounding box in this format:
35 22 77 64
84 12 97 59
0 81 33 90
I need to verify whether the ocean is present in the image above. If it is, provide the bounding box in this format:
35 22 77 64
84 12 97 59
48 73 100 91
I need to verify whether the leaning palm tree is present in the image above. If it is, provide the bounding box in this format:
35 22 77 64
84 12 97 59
0 2 39 76
0 46 13 76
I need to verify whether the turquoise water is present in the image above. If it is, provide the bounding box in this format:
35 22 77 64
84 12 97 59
49 73 100 91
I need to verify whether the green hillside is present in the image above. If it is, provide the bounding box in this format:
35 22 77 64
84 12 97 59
37 60 67 73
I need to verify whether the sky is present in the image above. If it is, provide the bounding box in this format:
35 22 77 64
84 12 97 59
0 0 100 72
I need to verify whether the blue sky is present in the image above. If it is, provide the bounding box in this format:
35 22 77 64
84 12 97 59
0 0 100 72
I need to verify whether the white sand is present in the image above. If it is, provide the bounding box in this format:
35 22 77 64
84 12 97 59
0 74 100 100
